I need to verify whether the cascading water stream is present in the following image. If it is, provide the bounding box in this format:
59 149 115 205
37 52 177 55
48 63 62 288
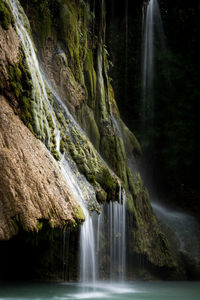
141 1 200 270
141 0 165 144
110 187 126 281
96 186 126 281
8 0 127 284
141 0 155 137
8 0 97 284
60 158 97 284
125 0 128 101
9 0 53 144
140 0 167 188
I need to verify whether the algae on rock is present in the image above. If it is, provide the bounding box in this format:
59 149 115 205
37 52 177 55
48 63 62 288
18 0 179 277
0 0 185 280
0 0 12 30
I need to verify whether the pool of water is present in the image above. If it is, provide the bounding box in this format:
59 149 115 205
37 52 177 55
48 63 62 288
0 281 199 300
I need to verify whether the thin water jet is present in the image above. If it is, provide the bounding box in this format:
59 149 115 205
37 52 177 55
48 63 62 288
141 0 166 147
95 190 126 282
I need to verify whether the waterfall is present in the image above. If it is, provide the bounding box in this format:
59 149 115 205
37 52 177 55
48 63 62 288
96 188 126 281
125 0 128 101
141 0 155 139
8 0 127 284
8 0 54 145
109 189 126 281
141 0 200 274
8 0 97 284
141 0 165 145
60 158 97 284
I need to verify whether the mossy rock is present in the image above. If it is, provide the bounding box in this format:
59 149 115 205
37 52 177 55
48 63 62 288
126 192 138 216
96 187 107 204
81 106 100 150
6 55 36 134
84 50 97 109
60 139 65 154
59 0 87 84
0 0 12 30
51 149 61 161
73 205 85 224
20 0 56 51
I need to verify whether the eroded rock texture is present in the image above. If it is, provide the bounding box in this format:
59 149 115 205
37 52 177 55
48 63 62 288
0 97 82 240
0 0 189 280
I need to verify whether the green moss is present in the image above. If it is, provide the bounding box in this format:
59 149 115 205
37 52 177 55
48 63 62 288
46 87 54 106
60 139 65 154
61 2 80 78
27 123 34 133
73 205 85 223
59 0 88 84
47 114 55 131
134 173 144 195
62 124 119 203
8 64 23 97
22 0 54 51
121 122 142 157
126 192 138 220
84 50 96 109
15 67 22 79
49 220 55 228
96 188 107 204
0 0 12 30
95 167 118 201
87 174 96 184
56 110 67 128
127 169 145 198
37 221 43 231
7 58 36 134
50 134 56 147
51 149 61 161
109 82 120 117
102 169 115 191
21 96 33 126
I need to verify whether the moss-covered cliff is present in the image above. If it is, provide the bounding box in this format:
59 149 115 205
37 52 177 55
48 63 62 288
0 0 186 280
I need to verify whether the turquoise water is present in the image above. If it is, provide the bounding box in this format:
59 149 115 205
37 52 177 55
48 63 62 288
0 281 200 300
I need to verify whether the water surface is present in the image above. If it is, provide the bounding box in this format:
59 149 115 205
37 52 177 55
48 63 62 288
0 281 199 300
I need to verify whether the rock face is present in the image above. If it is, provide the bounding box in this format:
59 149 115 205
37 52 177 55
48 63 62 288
0 97 82 240
0 4 83 241
0 25 20 80
0 0 187 280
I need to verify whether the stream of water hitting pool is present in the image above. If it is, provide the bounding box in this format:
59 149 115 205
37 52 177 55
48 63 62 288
8 0 127 284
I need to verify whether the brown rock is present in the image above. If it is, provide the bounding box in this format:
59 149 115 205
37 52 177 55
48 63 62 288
0 24 20 82
0 96 80 240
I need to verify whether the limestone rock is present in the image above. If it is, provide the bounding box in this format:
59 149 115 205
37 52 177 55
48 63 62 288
0 23 20 90
0 97 81 240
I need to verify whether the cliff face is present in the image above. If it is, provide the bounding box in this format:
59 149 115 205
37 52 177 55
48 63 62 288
0 9 84 241
0 0 185 280
0 97 84 239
